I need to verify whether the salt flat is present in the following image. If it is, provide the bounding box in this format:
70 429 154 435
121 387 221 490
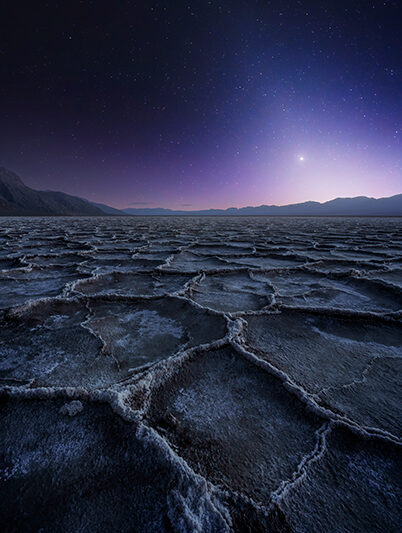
0 216 401 532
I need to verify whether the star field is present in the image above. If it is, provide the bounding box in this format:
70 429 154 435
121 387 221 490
0 1 400 208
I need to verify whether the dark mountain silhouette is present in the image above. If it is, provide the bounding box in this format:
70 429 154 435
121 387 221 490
0 168 105 216
1 167 401 216
123 194 402 216
90 201 124 215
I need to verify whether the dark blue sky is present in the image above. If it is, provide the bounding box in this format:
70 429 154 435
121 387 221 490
0 1 400 208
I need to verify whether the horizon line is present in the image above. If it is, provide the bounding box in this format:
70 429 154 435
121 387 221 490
118 192 402 212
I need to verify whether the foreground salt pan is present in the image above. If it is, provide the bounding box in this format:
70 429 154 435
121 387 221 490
146 346 323 503
0 216 401 532
244 309 402 437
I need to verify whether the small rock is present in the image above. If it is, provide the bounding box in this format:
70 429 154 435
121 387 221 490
59 400 83 417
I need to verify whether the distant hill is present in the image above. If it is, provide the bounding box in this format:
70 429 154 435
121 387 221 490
1 167 401 216
90 201 124 215
0 168 113 216
123 194 402 216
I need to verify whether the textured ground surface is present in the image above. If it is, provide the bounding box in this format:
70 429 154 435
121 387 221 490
0 216 401 532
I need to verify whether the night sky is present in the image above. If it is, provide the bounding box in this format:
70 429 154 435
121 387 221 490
1 1 401 209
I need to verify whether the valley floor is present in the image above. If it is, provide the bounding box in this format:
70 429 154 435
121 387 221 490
0 216 401 532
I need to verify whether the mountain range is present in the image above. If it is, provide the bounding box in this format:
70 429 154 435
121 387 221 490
0 168 103 216
0 167 401 216
123 194 402 216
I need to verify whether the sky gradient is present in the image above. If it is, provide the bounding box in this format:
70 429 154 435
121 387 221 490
1 1 401 209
